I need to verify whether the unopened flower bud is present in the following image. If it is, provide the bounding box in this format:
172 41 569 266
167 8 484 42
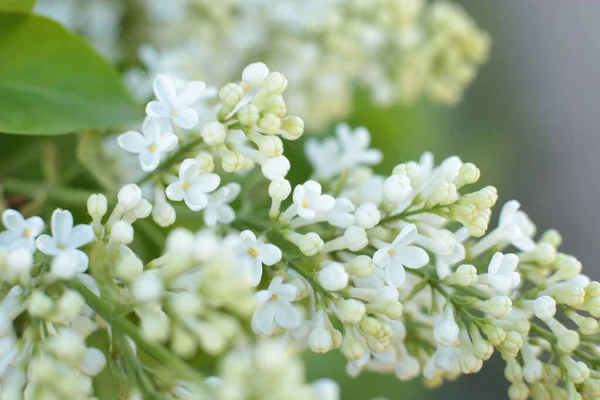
482 296 512 318
354 203 381 229
201 121 227 146
257 135 283 157
281 116 304 140
152 202 176 227
343 225 368 251
345 255 375 278
532 295 556 321
238 104 260 126
445 264 478 286
118 184 142 210
110 220 134 245
264 72 288 94
115 247 143 282
242 62 269 86
383 174 412 203
28 290 53 318
318 262 349 292
258 113 281 135
309 328 334 353
132 271 164 303
297 232 324 256
269 178 291 201
455 163 480 187
196 151 214 173
87 194 108 220
218 83 244 108
221 150 245 173
336 298 366 324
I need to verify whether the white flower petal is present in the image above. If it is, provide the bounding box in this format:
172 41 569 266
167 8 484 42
138 150 160 172
184 187 208 211
66 225 96 249
272 301 300 329
157 132 179 152
238 230 257 248
392 224 418 248
145 101 170 118
373 248 392 268
36 234 60 256
243 257 263 287
217 205 236 224
51 209 73 244
257 244 282 266
177 81 206 108
2 209 25 231
385 264 407 287
153 75 177 107
273 283 296 302
252 304 275 334
315 195 335 213
193 173 220 193
25 216 45 236
396 246 429 269
173 109 198 129
179 158 199 181
166 183 185 201
203 206 219 227
118 131 148 154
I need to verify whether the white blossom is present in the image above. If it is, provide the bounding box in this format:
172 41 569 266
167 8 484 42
373 224 429 287
0 210 44 252
235 230 282 286
166 158 220 211
118 118 178 171
36 209 95 273
146 74 206 129
252 276 301 336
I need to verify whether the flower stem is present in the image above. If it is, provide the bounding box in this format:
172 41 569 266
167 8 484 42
67 279 204 383
2 178 98 206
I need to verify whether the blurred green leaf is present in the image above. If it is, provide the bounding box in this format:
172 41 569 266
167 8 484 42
0 13 141 135
0 0 36 12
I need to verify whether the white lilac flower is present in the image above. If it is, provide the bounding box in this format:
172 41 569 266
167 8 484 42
146 74 206 129
117 118 178 171
235 230 282 286
373 224 429 287
470 200 536 257
0 209 44 252
166 158 220 211
486 252 521 294
252 276 300 336
290 180 335 220
203 183 241 227
305 123 382 180
497 200 536 251
36 209 96 272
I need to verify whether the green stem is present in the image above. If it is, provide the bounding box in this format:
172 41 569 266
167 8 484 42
136 136 205 186
67 279 204 383
380 205 446 225
2 179 98 206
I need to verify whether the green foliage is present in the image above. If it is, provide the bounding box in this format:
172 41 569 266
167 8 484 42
0 0 36 12
0 13 141 135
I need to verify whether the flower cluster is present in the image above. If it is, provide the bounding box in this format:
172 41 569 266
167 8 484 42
35 0 490 130
2 64 599 400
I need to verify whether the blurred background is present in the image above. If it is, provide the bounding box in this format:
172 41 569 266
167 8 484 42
3 1 598 399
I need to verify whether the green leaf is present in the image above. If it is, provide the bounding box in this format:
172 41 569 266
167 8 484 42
0 0 36 12
0 13 141 135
